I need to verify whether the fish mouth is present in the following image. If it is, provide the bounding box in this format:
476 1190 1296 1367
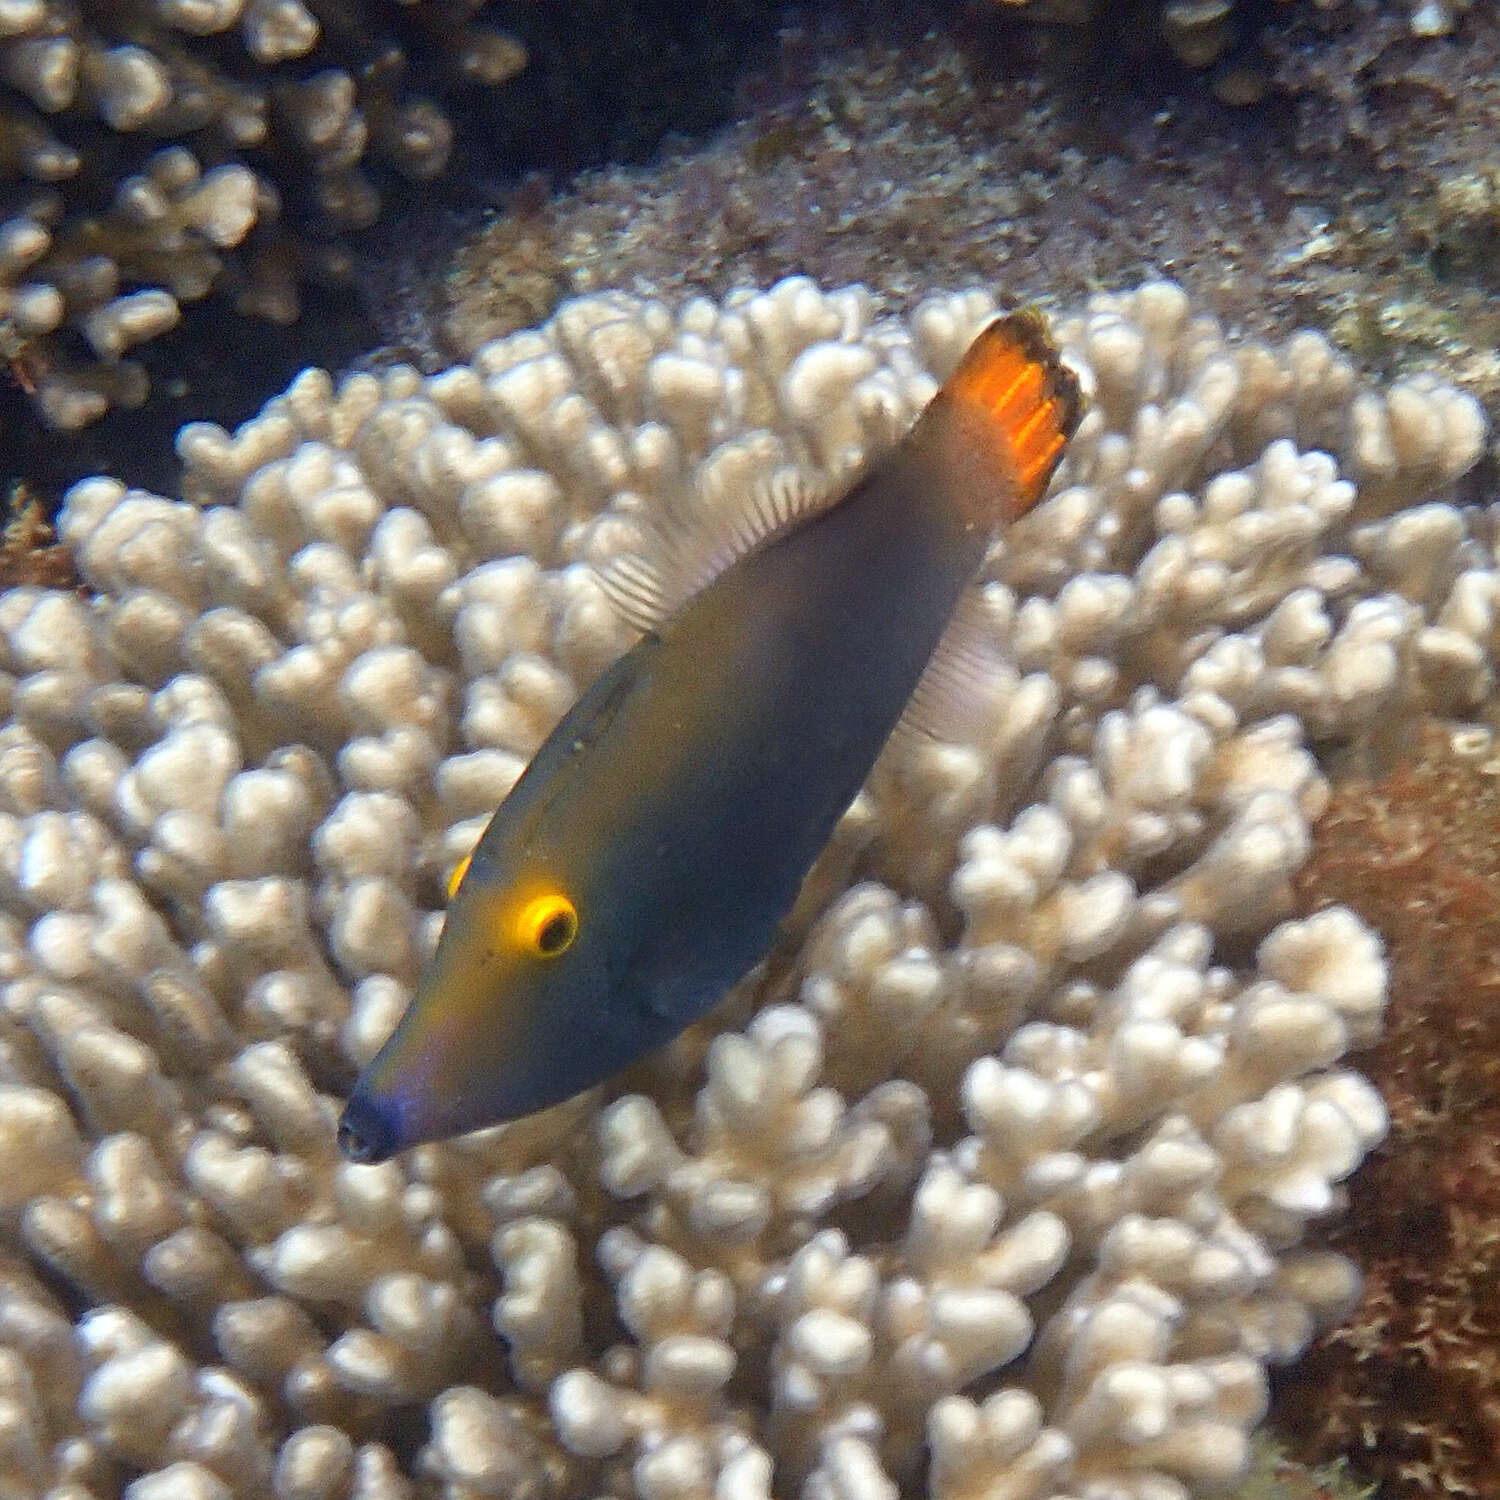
337 1089 402 1164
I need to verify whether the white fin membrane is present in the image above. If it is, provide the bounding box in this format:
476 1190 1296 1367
590 463 838 633
892 586 1017 751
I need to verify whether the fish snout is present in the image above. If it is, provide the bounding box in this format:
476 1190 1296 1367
337 1090 401 1164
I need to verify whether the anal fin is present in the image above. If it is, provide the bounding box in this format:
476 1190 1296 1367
891 585 1017 752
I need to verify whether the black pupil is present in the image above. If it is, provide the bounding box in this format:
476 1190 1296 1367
538 911 573 953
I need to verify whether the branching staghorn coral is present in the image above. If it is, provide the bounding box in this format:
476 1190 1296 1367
0 0 526 429
0 276 1490 1498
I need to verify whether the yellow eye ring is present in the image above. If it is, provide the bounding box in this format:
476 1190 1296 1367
517 892 578 957
446 851 473 901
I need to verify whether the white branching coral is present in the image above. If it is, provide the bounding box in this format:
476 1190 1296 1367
0 276 1490 1498
0 0 527 428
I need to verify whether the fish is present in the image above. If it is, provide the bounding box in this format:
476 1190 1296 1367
337 309 1082 1163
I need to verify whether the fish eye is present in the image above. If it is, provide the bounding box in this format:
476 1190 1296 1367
516 892 578 957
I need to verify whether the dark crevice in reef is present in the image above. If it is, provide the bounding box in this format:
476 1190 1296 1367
1 279 374 504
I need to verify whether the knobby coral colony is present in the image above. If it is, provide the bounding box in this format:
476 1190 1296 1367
0 0 526 430
0 276 1487 1499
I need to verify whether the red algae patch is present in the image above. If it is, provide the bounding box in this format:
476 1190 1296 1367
1278 721 1500 1498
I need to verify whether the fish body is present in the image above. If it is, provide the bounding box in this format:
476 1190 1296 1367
338 312 1081 1163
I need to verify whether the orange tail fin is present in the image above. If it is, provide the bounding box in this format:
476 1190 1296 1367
941 309 1083 519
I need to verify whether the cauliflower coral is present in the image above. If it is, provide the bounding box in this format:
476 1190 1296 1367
0 276 1488 1500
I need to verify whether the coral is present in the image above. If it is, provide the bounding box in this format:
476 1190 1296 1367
1274 722 1500 1498
0 277 1487 1497
0 0 527 429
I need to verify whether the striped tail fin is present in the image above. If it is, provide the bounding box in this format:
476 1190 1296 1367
940 308 1083 520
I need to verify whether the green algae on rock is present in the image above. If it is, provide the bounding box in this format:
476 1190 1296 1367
1238 1435 1378 1500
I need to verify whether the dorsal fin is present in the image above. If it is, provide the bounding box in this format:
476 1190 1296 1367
456 637 659 899
589 464 836 633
